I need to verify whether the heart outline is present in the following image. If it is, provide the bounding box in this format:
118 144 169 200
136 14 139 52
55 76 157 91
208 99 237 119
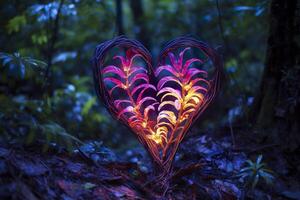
93 36 222 174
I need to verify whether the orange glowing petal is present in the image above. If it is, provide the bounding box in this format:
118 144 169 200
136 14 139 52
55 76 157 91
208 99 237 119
184 91 204 103
143 104 155 119
183 102 197 110
158 110 177 125
174 100 181 110
156 122 174 129
158 87 181 99
147 134 162 144
182 108 196 116
183 83 192 91
156 126 168 133
158 101 178 111
142 121 147 128
161 93 181 102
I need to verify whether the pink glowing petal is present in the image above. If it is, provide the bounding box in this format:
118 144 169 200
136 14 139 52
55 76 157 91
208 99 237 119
102 65 126 79
103 77 125 95
114 99 132 108
131 83 155 96
158 101 178 111
103 77 124 86
190 78 210 86
137 84 157 102
157 76 182 90
129 74 149 86
178 47 191 68
129 67 147 76
191 86 208 93
168 52 180 70
155 65 178 77
129 53 144 67
157 87 182 100
125 48 144 67
117 106 134 118
129 116 143 124
113 55 128 66
108 85 124 96
182 58 203 74
185 68 208 82
137 97 157 107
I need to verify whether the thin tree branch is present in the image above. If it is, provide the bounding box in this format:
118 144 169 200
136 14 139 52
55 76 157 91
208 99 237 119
44 0 65 85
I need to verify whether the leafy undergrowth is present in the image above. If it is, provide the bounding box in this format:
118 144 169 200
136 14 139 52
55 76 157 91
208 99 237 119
1 132 299 200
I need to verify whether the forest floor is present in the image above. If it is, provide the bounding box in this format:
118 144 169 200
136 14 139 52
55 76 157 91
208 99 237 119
0 129 299 200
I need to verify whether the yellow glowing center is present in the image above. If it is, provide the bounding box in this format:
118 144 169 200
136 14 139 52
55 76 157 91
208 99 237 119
179 115 187 122
149 133 162 144
133 107 139 112
183 83 192 91
142 121 147 128
147 129 166 144
124 66 130 72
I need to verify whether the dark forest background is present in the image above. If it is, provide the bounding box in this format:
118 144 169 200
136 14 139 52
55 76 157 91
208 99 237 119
0 0 299 199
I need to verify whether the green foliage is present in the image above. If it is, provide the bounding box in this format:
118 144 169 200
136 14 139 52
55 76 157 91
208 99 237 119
31 33 48 45
6 15 27 34
0 52 46 79
82 97 96 116
238 155 275 189
0 94 83 152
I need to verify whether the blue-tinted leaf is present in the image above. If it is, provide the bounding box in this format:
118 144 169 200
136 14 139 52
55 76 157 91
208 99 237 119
256 154 263 165
19 62 26 78
234 6 255 12
2 57 12 66
252 174 260 189
259 170 275 185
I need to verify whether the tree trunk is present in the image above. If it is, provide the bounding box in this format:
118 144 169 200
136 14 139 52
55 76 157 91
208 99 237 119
129 0 150 49
115 0 124 35
250 0 300 146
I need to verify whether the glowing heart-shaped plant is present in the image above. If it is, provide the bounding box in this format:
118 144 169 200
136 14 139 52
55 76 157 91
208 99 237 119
93 36 222 187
